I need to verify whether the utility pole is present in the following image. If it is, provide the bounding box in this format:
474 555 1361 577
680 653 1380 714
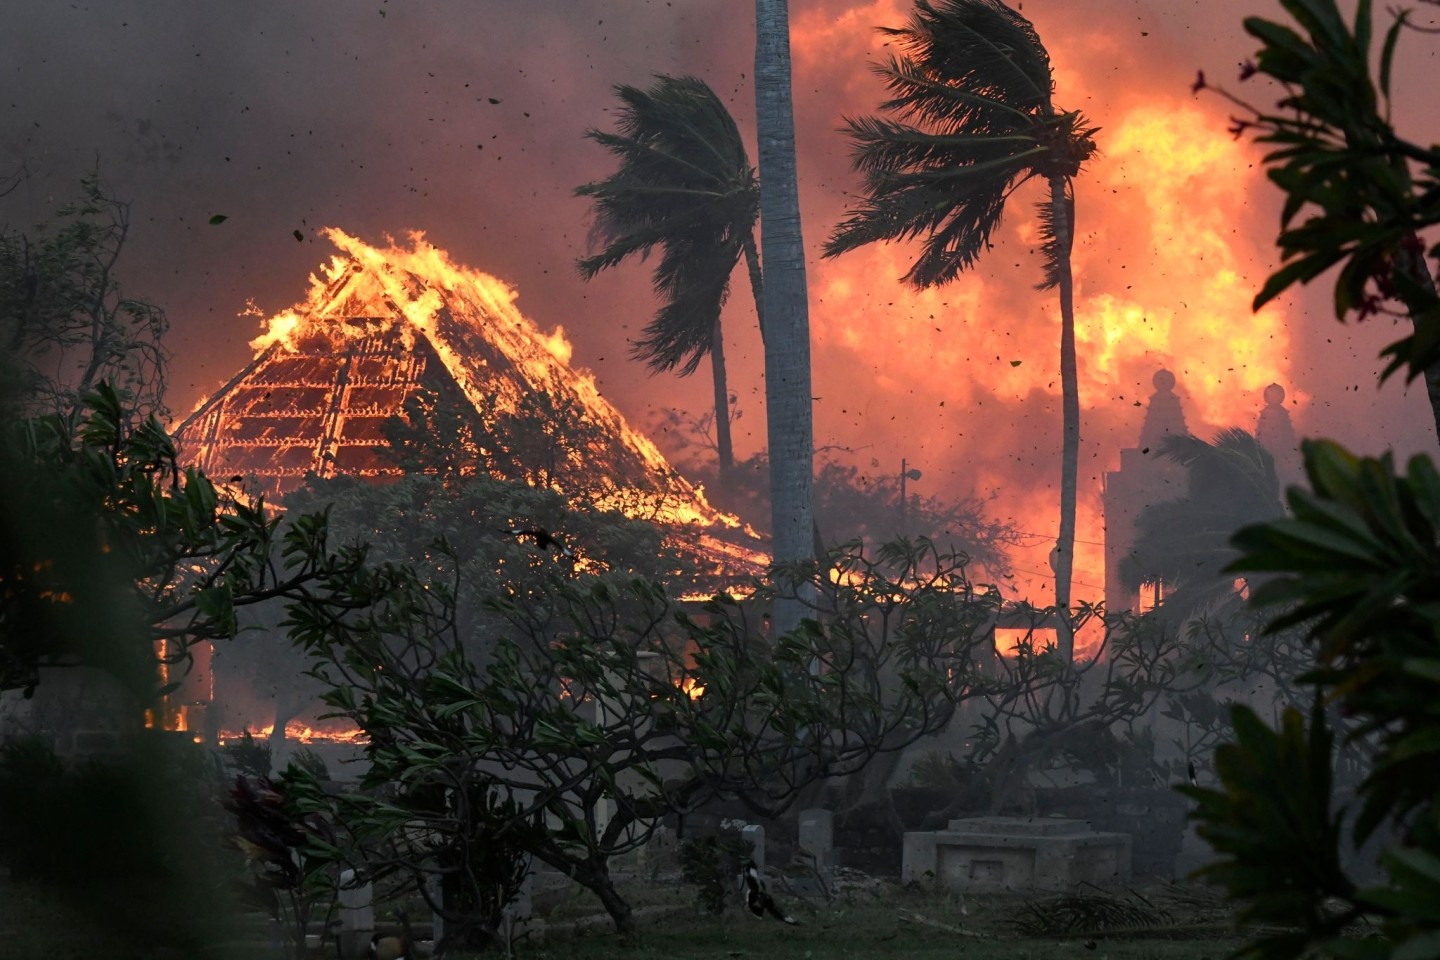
899 459 922 535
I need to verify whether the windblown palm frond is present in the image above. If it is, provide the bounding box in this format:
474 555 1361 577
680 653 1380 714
825 0 1097 660
824 0 1095 288
576 75 758 376
632 236 740 375
1034 189 1069 291
875 0 1052 125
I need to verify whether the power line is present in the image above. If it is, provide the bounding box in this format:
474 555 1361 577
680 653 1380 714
1008 529 1110 549
1001 563 1106 593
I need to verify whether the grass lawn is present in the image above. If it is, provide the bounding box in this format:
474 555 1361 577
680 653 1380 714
520 905 1246 960
507 876 1248 960
0 871 156 960
1 867 1250 960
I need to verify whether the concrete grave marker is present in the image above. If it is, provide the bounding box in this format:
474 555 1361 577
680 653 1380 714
740 823 766 873
792 807 835 899
902 816 1131 892
337 868 374 959
798 808 834 867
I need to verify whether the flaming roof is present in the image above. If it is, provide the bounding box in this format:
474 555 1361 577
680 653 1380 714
176 229 764 574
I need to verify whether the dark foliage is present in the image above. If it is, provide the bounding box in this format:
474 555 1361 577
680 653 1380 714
1210 0 1440 383
0 176 168 418
576 74 759 377
680 831 754 915
1186 440 1440 959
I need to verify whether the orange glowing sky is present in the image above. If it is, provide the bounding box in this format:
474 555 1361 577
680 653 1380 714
5 0 1437 605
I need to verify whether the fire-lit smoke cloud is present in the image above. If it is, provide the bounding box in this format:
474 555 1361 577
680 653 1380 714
790 0 1305 604
4 0 1435 612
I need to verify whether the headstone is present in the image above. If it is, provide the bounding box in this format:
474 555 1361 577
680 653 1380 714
427 871 445 947
740 823 766 874
797 808 834 868
337 869 374 959
792 807 835 899
594 796 614 844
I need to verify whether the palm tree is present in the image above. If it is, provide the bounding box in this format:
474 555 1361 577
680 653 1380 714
823 0 1096 659
1120 429 1284 624
755 0 817 635
576 75 763 482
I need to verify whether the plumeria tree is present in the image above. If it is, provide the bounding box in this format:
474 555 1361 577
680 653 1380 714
284 538 1000 939
1201 0 1440 435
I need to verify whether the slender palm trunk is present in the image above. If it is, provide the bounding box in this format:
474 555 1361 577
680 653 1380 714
1050 175 1078 663
709 316 735 480
741 230 767 345
743 227 827 556
755 0 816 637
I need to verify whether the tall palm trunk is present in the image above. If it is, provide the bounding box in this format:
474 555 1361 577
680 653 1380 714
1051 175 1078 662
755 0 815 636
709 317 735 480
740 227 828 556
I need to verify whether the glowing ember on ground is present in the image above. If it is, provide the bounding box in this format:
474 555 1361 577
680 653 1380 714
217 723 368 746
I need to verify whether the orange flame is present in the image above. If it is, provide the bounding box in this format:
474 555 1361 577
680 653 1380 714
805 94 1297 657
217 723 369 746
1075 102 1303 427
995 627 1057 659
241 229 764 545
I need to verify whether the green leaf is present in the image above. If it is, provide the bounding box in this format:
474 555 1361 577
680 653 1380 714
1379 11 1405 100
1400 657 1440 684
1392 931 1440 960
1244 17 1319 67
208 214 228 225
1253 250 1342 311
1388 845 1440 885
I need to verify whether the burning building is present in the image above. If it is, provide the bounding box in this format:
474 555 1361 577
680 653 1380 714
1102 370 1190 617
176 228 766 572
181 230 729 514
1103 370 1300 617
171 228 767 748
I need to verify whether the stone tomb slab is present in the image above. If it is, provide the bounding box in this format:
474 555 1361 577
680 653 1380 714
902 816 1131 892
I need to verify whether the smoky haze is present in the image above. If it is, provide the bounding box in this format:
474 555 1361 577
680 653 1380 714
4 0 1435 604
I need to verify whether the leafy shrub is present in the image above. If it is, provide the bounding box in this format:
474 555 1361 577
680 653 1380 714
1190 440 1440 959
680 832 753 915
219 729 272 779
